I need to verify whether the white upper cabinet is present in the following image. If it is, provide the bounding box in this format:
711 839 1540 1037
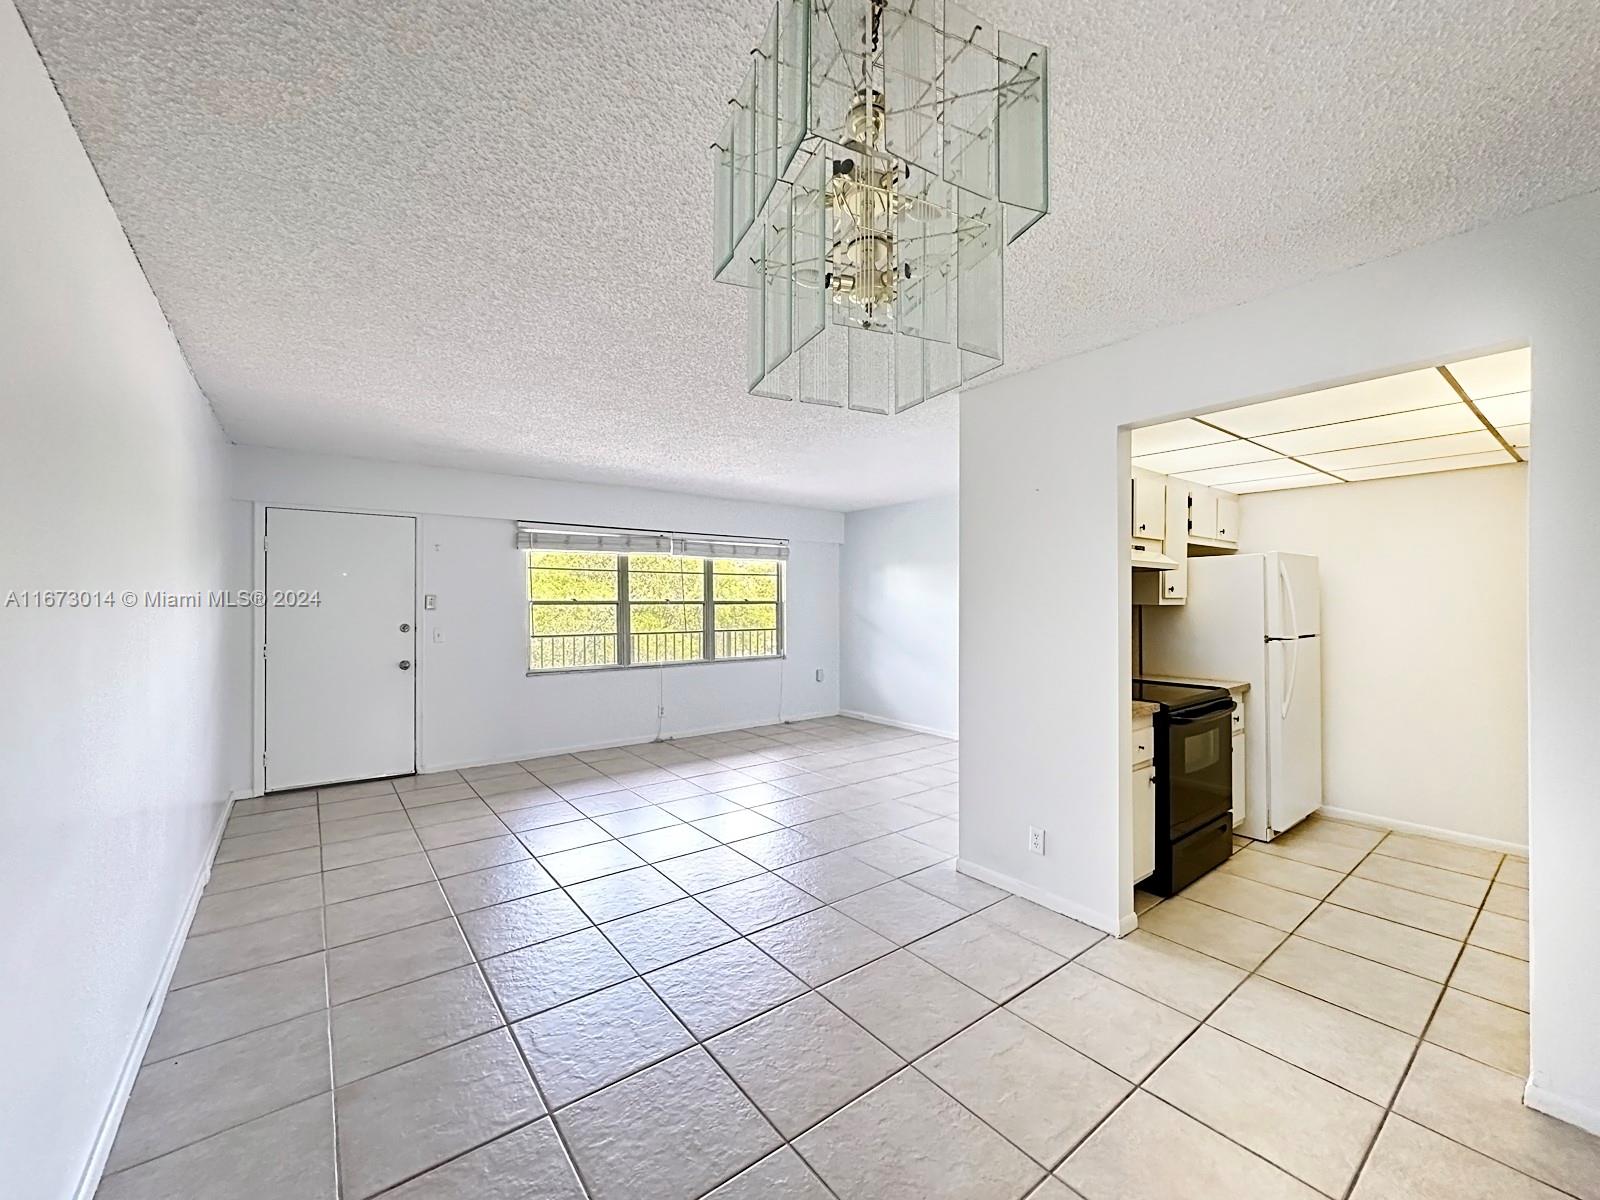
1132 470 1238 606
1184 482 1239 548
1215 494 1240 543
1187 487 1218 540
1132 469 1167 540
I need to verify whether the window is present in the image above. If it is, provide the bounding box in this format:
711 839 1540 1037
528 551 620 670
712 558 781 660
528 550 784 672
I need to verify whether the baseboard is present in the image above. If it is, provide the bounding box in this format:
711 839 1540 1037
1318 805 1528 857
420 710 845 775
1525 1081 1600 1137
839 709 958 740
955 857 1122 937
73 794 233 1200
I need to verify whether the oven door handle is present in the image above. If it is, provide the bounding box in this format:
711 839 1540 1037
1167 698 1236 723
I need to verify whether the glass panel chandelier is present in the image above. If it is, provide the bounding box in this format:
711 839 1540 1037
712 0 1048 415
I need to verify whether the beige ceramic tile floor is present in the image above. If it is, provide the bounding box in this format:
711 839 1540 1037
97 718 1597 1199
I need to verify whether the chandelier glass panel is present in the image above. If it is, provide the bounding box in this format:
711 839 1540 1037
712 0 1048 414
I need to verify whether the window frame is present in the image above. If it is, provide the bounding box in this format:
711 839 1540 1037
526 551 784 675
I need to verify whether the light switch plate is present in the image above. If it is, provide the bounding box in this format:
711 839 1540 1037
424 594 437 610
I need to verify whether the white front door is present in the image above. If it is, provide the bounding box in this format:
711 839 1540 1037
264 508 416 790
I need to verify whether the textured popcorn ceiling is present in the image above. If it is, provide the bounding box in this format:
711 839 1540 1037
16 1 1600 509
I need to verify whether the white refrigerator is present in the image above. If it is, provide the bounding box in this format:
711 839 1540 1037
1144 552 1322 841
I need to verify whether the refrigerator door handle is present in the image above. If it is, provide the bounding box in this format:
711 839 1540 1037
1281 637 1299 721
1278 555 1302 640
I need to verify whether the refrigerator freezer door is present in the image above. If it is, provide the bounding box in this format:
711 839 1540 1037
1266 635 1322 834
1145 555 1267 681
1266 552 1321 639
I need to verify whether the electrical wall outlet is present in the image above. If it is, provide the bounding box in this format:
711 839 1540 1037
1028 826 1045 855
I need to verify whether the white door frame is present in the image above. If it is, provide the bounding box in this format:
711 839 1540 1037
250 503 427 796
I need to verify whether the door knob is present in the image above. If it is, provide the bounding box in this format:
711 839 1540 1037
399 623 411 633
398 660 412 670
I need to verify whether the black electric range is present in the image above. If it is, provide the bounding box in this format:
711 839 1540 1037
1134 678 1236 894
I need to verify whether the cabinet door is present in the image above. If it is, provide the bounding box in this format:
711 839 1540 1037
1160 481 1189 602
1215 495 1240 544
1188 486 1218 540
1132 472 1166 539
1231 729 1247 830
1160 562 1187 603
1132 765 1156 883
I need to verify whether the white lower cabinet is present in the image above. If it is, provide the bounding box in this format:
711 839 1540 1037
1133 765 1156 883
1132 716 1156 884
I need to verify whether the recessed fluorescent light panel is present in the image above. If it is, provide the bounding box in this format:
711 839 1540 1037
1129 348 1530 493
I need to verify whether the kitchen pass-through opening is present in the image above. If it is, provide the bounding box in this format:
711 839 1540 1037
1122 347 1531 915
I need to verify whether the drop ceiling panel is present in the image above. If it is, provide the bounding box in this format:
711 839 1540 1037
1208 370 1457 437
1174 457 1313 486
1499 422 1531 448
1134 439 1280 475
1339 450 1513 481
1226 472 1340 495
1445 348 1532 399
1302 429 1502 472
1475 390 1531 428
1254 404 1482 456
1130 419 1230 457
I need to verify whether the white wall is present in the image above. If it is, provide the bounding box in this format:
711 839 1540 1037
231 447 842 774
0 4 238 1196
960 189 1600 1131
1236 465 1528 848
840 493 959 737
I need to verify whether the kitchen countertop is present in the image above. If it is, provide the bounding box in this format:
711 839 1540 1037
1138 673 1251 694
1132 700 1160 721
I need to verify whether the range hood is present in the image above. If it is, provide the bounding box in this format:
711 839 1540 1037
1131 540 1179 571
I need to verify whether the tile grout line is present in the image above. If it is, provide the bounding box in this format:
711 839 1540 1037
340 722 947 1199
1335 837 1502 1200
141 796 1258 1149
1084 829 1538 1200
357 727 933 1199
317 863 343 1200
125 731 1548 1200
396 797 598 1200
1042 840 1351 1192
398 776 1027 1194
139 818 1475 1196
192 768 1136 1193
108 722 938 1179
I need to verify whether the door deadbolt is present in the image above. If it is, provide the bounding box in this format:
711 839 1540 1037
398 660 412 670
399 623 411 633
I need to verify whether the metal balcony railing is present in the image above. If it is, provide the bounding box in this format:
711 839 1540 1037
530 633 617 671
713 627 779 660
530 627 780 671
